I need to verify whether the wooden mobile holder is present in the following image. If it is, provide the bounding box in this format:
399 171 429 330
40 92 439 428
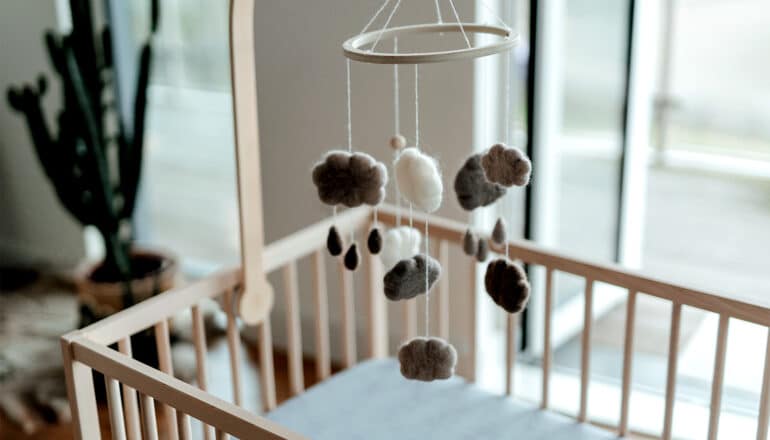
342 23 518 65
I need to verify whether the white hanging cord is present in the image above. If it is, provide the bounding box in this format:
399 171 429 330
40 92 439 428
346 59 352 153
504 50 512 262
394 39 401 136
434 0 443 23
424 219 430 336
409 204 414 229
447 0 471 49
370 0 402 52
394 38 402 226
505 49 511 145
360 0 392 35
478 0 512 30
414 65 420 148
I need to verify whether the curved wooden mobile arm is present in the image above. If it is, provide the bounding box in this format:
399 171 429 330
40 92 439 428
229 0 274 324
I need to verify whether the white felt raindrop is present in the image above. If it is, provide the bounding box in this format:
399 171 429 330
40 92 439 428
394 147 443 213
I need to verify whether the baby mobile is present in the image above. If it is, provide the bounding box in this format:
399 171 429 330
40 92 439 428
312 0 529 382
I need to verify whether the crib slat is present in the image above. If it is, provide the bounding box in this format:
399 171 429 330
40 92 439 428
438 240 450 340
505 313 517 396
282 262 305 395
367 249 388 358
542 267 554 409
215 428 228 440
177 413 192 440
757 328 770 440
258 316 277 411
404 299 418 340
578 278 594 423
224 289 244 406
191 305 215 440
707 314 730 440
467 257 478 382
140 394 159 440
117 338 142 440
619 290 637 437
311 251 332 380
338 260 357 367
662 302 682 440
105 375 127 440
154 318 179 440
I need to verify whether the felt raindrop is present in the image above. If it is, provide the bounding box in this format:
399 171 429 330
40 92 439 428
344 243 360 271
454 154 506 211
326 226 343 256
384 254 441 301
367 227 382 254
476 238 489 262
463 229 478 256
380 226 421 270
481 143 532 187
484 259 531 313
394 147 443 213
492 217 507 246
398 337 457 381
312 150 388 207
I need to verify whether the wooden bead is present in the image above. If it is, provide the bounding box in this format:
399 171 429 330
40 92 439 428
390 135 407 150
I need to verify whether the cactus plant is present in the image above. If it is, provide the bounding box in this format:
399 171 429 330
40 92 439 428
7 0 159 308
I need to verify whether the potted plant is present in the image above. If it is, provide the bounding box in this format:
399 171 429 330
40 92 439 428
6 0 171 332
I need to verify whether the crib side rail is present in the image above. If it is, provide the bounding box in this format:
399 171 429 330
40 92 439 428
377 205 770 440
61 335 304 440
61 206 371 439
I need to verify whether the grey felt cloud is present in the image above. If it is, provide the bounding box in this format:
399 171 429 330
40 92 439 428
383 255 441 301
453 154 506 211
463 229 478 256
484 259 530 313
398 337 457 381
492 217 507 245
481 144 532 187
312 151 388 207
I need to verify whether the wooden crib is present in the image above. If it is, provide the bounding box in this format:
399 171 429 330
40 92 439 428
61 1 770 439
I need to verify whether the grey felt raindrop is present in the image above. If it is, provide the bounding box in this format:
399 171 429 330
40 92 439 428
344 243 360 271
476 238 489 262
367 227 382 254
484 258 530 313
492 217 507 245
463 229 477 256
327 226 343 256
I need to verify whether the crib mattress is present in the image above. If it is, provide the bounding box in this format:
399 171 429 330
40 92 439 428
267 358 618 440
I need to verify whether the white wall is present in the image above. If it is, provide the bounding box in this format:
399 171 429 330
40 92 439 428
251 1 479 373
0 3 85 269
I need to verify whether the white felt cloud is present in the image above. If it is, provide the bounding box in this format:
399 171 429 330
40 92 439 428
379 226 421 270
394 147 443 213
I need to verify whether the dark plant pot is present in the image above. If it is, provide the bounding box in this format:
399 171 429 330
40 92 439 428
75 248 178 399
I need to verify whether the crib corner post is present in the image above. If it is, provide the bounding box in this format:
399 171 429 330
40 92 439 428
61 333 101 440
